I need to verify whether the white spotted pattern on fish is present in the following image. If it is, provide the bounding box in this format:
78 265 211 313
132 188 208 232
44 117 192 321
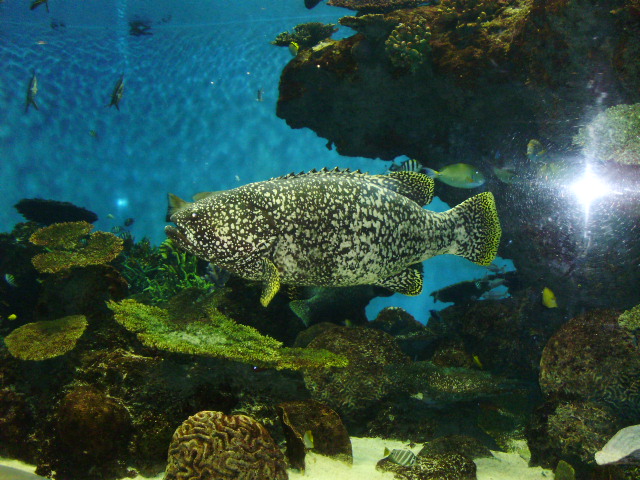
165 168 501 306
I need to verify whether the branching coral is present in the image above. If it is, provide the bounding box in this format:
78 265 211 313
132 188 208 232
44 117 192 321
3 315 87 360
272 22 338 49
30 221 123 274
573 103 640 165
385 16 432 72
108 290 347 371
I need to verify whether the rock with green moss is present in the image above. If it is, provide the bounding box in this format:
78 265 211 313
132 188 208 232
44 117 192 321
272 22 338 49
573 103 640 165
30 221 124 274
385 16 432 72
108 290 347 371
619 304 640 331
3 315 88 360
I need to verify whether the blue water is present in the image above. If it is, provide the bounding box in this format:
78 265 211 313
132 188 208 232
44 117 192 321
0 0 512 323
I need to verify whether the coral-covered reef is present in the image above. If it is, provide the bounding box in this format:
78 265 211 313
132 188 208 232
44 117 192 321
528 308 640 478
30 221 124 274
108 290 348 371
164 411 288 480
272 22 338 49
278 399 352 469
3 315 87 360
573 103 640 165
303 326 409 420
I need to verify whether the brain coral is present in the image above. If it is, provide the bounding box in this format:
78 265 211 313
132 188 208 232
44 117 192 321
165 411 288 480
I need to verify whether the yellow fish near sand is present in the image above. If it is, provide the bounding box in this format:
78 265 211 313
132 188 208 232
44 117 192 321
542 287 558 308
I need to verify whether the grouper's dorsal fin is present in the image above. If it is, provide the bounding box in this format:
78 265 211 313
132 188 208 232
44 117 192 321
192 191 223 201
270 167 367 181
372 171 435 206
166 193 190 221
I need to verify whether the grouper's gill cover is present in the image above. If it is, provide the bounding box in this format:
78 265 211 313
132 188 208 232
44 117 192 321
165 168 501 307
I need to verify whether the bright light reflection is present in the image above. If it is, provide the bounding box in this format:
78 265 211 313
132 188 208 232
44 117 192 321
116 197 129 209
570 165 610 215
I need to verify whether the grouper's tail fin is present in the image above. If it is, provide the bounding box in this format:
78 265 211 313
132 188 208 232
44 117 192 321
446 192 501 266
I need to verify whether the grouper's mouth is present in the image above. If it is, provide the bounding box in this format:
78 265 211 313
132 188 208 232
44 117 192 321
164 225 189 250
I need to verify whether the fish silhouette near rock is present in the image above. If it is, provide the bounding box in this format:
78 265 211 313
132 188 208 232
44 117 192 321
166 169 501 307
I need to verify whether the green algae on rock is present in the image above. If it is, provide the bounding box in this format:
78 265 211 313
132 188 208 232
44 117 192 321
385 16 432 72
3 314 87 361
573 103 640 165
108 293 347 371
272 22 338 49
619 304 640 331
30 221 124 274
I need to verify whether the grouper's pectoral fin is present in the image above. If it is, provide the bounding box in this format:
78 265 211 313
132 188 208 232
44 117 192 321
260 258 281 307
376 267 423 296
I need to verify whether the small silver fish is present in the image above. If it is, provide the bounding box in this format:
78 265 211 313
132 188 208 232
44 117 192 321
383 447 417 467
479 289 509 301
475 277 506 290
256 88 264 102
25 72 38 112
108 74 124 111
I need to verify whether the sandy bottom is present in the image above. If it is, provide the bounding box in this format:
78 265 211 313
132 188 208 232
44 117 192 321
0 438 552 480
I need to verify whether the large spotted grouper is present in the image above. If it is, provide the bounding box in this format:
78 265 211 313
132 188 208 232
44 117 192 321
165 168 501 307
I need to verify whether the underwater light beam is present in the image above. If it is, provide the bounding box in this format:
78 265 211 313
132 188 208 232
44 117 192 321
570 164 611 219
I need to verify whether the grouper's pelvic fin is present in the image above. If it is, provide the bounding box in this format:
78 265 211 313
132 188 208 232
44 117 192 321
444 191 501 266
260 258 281 307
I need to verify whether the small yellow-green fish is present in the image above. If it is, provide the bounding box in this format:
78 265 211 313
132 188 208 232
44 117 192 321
492 166 520 184
302 430 314 449
527 139 547 163
5 273 18 287
25 72 38 113
288 41 299 56
472 354 483 369
425 163 486 189
8 314 18 321
542 287 558 308
89 129 98 138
